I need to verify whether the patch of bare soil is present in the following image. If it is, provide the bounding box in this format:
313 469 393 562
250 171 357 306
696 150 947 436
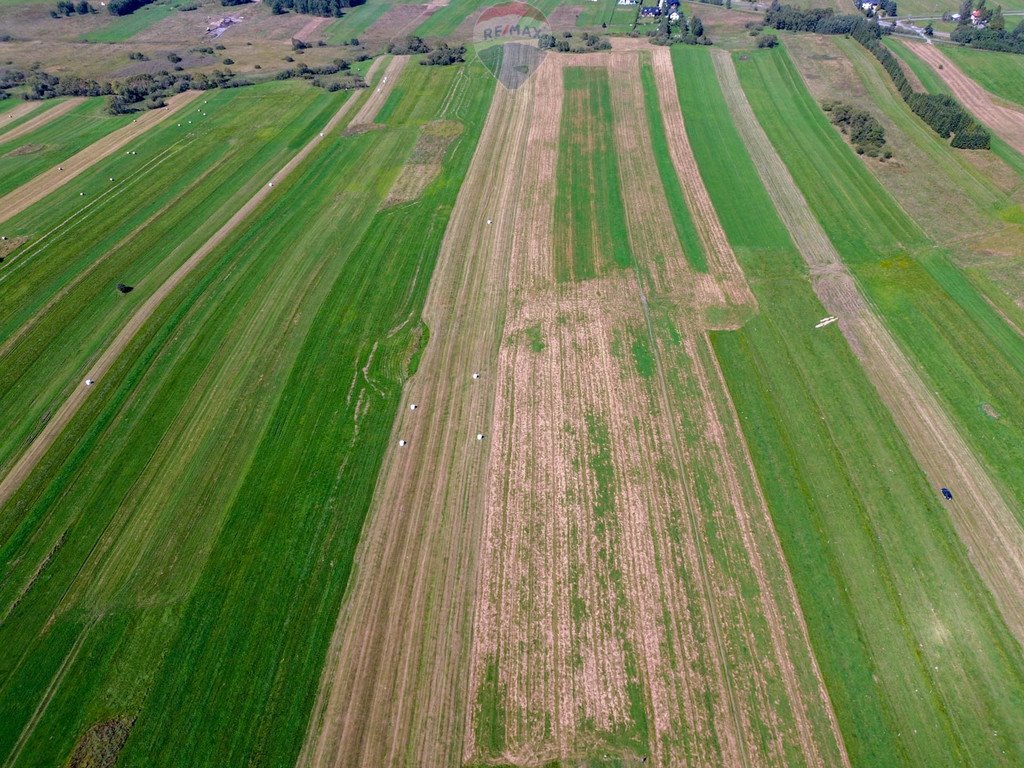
0 90 200 227
382 120 462 207
67 717 135 768
0 72 379 509
4 143 47 158
295 15 330 42
714 48 1024 647
0 98 84 146
907 40 1024 155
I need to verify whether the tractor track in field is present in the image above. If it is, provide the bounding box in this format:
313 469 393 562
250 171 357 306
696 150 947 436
0 92 200 227
714 48 1024 646
297 55 530 768
0 98 85 145
0 60 390 511
906 41 1024 156
349 56 408 127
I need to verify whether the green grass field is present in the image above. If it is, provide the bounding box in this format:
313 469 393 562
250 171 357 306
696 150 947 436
942 43 1024 108
78 2 178 43
553 66 631 282
738 45 1024 519
0 98 134 198
673 44 1024 768
0 64 494 767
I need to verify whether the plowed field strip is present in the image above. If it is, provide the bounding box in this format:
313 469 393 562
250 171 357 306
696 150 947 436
0 99 85 145
0 92 199 226
297 70 527 768
714 49 1024 643
350 56 408 126
650 48 752 308
0 74 382 510
906 41 1024 155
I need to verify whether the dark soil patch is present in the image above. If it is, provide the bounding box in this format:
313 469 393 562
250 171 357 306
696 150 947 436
67 717 136 768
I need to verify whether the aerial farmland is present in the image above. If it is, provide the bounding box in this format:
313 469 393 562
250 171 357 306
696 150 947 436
1 0 1023 763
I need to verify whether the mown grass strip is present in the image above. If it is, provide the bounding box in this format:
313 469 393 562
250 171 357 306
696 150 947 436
673 44 1024 768
943 44 1024 108
554 66 632 282
737 45 1024 518
639 57 707 272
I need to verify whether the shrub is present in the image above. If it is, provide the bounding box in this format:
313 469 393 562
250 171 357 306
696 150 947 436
222 57 234 64
421 43 466 66
756 33 778 47
107 0 157 16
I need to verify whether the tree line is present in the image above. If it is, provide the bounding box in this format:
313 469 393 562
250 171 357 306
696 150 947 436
822 100 891 156
270 0 364 18
763 3 990 150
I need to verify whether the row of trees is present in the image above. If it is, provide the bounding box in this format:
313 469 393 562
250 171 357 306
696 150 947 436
649 13 712 46
270 0 363 17
539 31 612 52
848 23 991 148
765 3 873 35
51 1 93 17
107 0 156 15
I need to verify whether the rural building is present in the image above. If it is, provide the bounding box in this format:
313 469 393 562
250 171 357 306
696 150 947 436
640 5 662 17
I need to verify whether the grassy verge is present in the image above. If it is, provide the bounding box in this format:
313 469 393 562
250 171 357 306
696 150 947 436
553 66 631 282
0 64 494 768
638 56 708 272
673 43 1024 768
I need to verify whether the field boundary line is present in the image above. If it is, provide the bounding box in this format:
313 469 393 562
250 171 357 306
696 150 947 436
0 102 46 137
0 91 200 227
0 79 387 510
906 41 1024 155
714 48 1024 645
0 98 85 146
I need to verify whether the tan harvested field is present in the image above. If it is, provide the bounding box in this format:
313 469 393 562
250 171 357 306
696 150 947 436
0 98 84 144
907 40 1024 155
304 48 848 768
0 90 199 226
382 119 462 207
349 55 407 126
0 60 387 510
713 48 1024 645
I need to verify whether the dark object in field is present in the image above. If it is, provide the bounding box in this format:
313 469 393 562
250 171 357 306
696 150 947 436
941 487 953 501
116 282 134 294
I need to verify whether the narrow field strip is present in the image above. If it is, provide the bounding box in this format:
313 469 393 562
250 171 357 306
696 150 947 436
714 45 1024 651
0 69 385 510
650 47 752 309
0 100 82 143
298 65 516 768
906 41 1024 156
0 92 199 226
349 56 408 126
1 102 44 133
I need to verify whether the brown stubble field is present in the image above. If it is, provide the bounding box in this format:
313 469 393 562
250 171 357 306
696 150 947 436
464 49 847 766
303 41 850 766
712 47 1024 645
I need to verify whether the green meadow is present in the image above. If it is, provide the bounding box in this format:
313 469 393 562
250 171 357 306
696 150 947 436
0 63 494 768
673 43 1024 768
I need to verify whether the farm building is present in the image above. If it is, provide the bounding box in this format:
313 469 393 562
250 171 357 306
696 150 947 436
640 5 661 16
